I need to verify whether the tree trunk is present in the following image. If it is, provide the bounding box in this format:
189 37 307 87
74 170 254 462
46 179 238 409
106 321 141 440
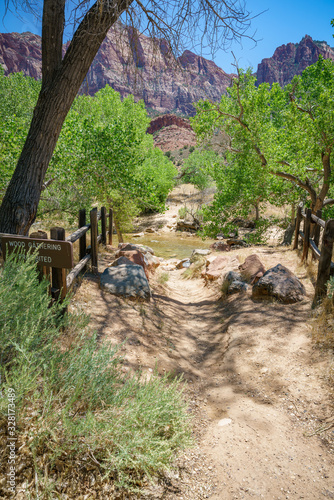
0 0 131 236
114 218 124 244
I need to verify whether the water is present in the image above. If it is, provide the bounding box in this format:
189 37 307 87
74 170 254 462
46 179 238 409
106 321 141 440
120 232 215 260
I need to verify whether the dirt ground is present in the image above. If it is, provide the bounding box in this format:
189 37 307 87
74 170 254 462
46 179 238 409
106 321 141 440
71 238 334 500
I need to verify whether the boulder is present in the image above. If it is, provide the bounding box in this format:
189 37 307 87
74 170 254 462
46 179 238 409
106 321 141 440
203 255 229 280
239 254 265 284
176 258 191 269
222 271 249 295
118 243 154 255
190 249 211 262
210 241 231 252
117 250 149 278
145 252 161 273
176 217 201 232
228 280 249 295
110 256 134 267
226 238 248 247
100 264 151 301
252 264 306 303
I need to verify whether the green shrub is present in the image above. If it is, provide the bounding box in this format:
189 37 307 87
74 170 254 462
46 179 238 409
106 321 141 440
0 252 192 496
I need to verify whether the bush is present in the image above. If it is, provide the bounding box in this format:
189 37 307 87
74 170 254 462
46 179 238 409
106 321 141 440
0 252 192 496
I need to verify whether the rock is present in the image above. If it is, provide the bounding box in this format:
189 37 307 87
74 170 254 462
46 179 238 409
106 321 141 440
222 271 249 295
228 280 249 295
224 270 243 285
239 254 266 284
132 232 145 238
190 249 211 261
203 256 229 280
210 241 231 252
176 258 191 269
100 264 151 301
110 256 134 267
176 218 201 232
145 252 161 273
118 243 154 255
145 227 157 233
257 35 334 87
252 264 306 303
226 238 248 247
232 218 256 229
117 250 149 278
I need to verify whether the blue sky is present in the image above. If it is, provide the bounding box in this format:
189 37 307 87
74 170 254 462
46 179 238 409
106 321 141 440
0 1 333 72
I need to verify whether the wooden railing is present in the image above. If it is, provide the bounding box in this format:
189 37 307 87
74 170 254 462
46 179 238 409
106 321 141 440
1 206 113 302
293 203 334 306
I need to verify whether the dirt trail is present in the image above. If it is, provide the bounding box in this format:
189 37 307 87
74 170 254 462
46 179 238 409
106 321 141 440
74 244 334 499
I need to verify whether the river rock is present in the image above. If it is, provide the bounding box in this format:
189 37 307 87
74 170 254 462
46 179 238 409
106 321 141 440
226 238 248 247
239 254 265 284
145 252 161 273
252 264 306 303
176 217 201 232
176 258 191 269
100 265 151 301
210 241 231 252
203 255 229 280
190 249 211 262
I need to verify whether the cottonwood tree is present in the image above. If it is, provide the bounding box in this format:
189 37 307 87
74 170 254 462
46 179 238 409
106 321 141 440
193 56 334 231
0 0 255 235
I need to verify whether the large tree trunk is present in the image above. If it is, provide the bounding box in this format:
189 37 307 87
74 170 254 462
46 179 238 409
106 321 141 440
0 0 131 236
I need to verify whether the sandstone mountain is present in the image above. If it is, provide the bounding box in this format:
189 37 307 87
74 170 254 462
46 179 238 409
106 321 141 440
0 26 233 116
1 29 333 125
256 35 334 86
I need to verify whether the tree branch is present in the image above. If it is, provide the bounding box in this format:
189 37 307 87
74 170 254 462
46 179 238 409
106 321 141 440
271 169 317 206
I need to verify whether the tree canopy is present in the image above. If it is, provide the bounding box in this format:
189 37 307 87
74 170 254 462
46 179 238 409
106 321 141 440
0 0 255 235
192 56 334 236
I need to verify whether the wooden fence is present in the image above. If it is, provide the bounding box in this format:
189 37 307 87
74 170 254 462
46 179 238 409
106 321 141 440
293 203 334 306
1 206 113 302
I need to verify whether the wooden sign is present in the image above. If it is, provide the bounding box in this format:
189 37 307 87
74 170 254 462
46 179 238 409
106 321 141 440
1 235 73 269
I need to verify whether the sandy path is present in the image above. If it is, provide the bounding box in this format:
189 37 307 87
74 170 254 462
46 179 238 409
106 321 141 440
74 245 334 499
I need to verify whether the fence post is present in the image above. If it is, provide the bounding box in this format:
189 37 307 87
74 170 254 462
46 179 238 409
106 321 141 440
313 219 334 307
312 209 322 261
101 206 107 245
50 227 67 302
293 204 302 250
79 209 87 272
108 208 113 246
90 208 98 273
29 230 50 288
302 208 312 262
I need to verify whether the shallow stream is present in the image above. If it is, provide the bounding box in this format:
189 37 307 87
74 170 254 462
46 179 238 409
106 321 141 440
120 232 215 260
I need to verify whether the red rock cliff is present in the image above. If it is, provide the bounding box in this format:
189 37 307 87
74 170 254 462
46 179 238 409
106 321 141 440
256 35 334 86
0 26 233 116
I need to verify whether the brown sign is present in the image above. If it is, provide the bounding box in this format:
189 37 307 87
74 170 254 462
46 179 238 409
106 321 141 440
1 235 73 269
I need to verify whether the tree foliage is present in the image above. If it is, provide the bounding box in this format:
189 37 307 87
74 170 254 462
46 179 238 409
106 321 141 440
42 85 177 229
192 56 334 236
0 68 40 198
0 0 255 235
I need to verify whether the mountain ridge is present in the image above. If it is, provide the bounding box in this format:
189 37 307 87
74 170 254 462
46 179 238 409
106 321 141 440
0 30 333 117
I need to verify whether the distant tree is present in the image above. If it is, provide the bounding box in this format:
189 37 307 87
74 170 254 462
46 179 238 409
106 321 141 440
0 0 255 236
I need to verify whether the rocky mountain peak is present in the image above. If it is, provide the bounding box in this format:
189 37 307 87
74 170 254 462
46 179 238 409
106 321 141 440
256 35 334 86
